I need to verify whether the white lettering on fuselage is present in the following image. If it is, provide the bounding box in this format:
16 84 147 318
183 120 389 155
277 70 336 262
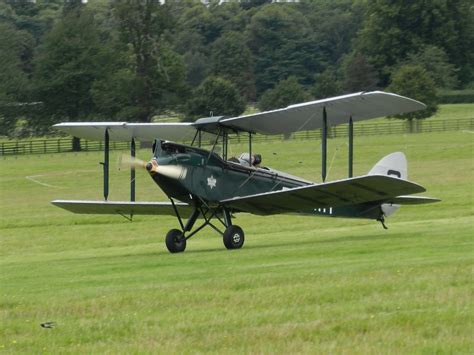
314 207 333 215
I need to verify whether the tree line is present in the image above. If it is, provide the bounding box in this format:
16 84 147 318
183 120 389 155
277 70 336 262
0 0 473 137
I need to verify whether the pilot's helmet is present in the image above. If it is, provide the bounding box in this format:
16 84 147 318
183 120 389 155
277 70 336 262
252 154 262 165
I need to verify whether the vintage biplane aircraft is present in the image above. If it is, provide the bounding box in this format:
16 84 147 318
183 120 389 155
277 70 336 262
52 91 439 253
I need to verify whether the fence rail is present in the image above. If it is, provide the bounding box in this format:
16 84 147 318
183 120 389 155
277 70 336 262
1 117 472 156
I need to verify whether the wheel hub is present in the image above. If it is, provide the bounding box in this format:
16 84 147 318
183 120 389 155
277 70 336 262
232 233 241 243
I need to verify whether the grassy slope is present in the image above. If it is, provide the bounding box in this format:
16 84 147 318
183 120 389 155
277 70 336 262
0 130 473 353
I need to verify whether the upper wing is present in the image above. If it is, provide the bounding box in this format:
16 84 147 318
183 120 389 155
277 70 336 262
51 200 193 217
53 92 425 140
221 175 426 215
52 122 197 142
220 91 425 135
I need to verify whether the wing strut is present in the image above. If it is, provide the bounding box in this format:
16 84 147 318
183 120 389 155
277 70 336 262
222 131 228 160
100 129 137 204
249 131 252 163
322 107 327 182
131 137 136 201
101 128 109 201
348 115 353 178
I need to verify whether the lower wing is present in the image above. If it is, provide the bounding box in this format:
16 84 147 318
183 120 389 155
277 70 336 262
221 174 435 215
51 200 192 217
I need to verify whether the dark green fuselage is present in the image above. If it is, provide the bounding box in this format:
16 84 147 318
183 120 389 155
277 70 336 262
152 141 308 204
151 141 382 220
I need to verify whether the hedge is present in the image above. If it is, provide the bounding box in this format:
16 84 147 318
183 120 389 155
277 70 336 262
438 89 474 104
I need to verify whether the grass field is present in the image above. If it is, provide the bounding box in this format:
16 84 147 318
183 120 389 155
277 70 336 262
0 129 473 353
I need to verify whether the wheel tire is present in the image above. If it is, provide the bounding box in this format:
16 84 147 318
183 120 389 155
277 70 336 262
165 229 186 253
223 225 245 250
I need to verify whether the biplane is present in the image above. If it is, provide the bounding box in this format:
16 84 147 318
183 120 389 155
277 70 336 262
52 91 439 253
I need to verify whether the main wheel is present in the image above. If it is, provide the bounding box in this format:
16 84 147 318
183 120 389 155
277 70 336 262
165 229 186 253
223 225 245 249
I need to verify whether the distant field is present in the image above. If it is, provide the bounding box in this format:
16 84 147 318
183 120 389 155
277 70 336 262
356 103 473 126
431 103 474 120
0 130 472 353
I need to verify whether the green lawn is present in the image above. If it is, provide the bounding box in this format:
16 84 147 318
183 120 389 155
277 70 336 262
0 130 472 353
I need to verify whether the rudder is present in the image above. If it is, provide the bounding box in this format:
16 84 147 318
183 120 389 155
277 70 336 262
368 152 408 218
368 152 407 180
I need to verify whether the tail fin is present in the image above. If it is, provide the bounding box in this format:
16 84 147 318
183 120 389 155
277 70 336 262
368 152 407 180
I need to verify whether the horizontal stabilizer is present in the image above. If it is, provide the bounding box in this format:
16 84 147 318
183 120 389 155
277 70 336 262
387 196 441 205
51 200 192 216
221 174 425 215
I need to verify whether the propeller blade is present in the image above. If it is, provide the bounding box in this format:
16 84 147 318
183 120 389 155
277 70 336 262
118 155 147 170
119 154 187 180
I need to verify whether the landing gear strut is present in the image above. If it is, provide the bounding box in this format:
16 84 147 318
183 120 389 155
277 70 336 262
165 198 245 253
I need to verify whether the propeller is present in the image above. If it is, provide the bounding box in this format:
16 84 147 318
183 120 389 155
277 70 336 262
118 155 147 170
119 154 187 180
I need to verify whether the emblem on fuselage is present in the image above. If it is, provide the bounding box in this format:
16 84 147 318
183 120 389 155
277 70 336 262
207 175 217 189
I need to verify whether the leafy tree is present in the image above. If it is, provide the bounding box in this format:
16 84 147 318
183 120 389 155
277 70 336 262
343 52 379 92
247 5 322 96
211 31 255 101
183 50 211 87
387 65 438 120
0 22 34 135
112 0 185 122
0 0 468 138
91 66 138 120
2 0 63 44
207 2 246 36
312 69 343 99
172 28 210 88
240 0 272 10
172 2 245 90
439 0 474 86
31 6 104 132
186 77 245 119
300 0 364 67
258 76 312 111
356 0 474 86
405 45 458 89
174 2 222 46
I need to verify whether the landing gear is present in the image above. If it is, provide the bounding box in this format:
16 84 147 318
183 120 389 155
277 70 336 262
223 225 245 249
165 229 186 253
166 198 245 253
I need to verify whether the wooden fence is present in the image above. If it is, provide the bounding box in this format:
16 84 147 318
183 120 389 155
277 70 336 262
1 117 472 156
